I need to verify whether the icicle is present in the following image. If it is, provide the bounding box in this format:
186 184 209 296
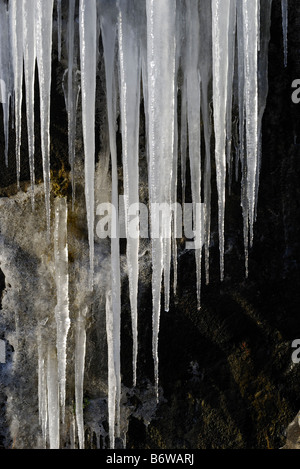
54 197 70 425
236 0 245 177
36 0 54 238
100 0 121 438
166 3 181 309
172 7 181 297
236 2 249 278
185 0 202 307
57 0 62 62
79 0 96 288
212 0 231 282
64 0 79 209
38 333 48 447
118 0 141 387
9 0 23 189
199 0 213 285
146 0 176 399
47 345 60 449
162 41 176 314
23 0 36 210
226 0 237 194
281 0 288 68
172 94 179 297
256 0 273 219
75 307 87 450
105 291 116 449
0 0 11 166
70 415 76 449
243 0 259 248
180 78 188 205
139 3 149 165
176 1 187 206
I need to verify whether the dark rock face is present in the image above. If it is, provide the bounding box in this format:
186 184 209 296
0 0 300 450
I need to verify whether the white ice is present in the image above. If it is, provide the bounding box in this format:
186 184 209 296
79 0 96 287
54 197 70 424
35 0 54 237
118 0 141 387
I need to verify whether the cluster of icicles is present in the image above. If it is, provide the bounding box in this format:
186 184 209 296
0 0 287 450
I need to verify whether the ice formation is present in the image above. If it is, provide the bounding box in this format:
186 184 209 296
0 0 275 449
53 197 70 425
36 0 54 237
23 0 37 209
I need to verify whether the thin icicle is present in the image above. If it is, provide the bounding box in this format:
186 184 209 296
64 0 79 208
146 0 176 399
23 0 36 210
47 345 60 449
212 0 231 282
36 0 54 238
139 3 149 166
226 0 237 194
70 415 76 449
256 0 273 220
172 93 179 297
118 0 141 387
54 197 70 425
177 1 187 206
199 0 213 285
162 40 176 314
236 0 245 177
9 0 23 189
79 0 96 288
281 0 288 68
57 0 62 62
100 0 121 438
0 0 11 166
172 8 181 296
38 332 48 447
243 0 259 248
186 0 202 307
75 307 87 450
106 291 116 450
180 78 188 205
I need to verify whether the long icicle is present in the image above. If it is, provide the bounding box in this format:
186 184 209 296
118 0 141 387
100 0 121 444
57 0 62 62
199 0 213 286
226 0 237 194
9 0 23 190
74 307 87 449
0 0 11 167
38 330 48 447
65 0 78 208
146 0 176 400
54 197 70 425
47 345 60 449
36 0 54 238
23 0 36 210
243 0 259 249
212 0 231 282
79 0 96 288
186 0 202 307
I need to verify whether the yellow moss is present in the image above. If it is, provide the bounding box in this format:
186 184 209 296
148 426 167 449
187 392 195 405
51 164 70 198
